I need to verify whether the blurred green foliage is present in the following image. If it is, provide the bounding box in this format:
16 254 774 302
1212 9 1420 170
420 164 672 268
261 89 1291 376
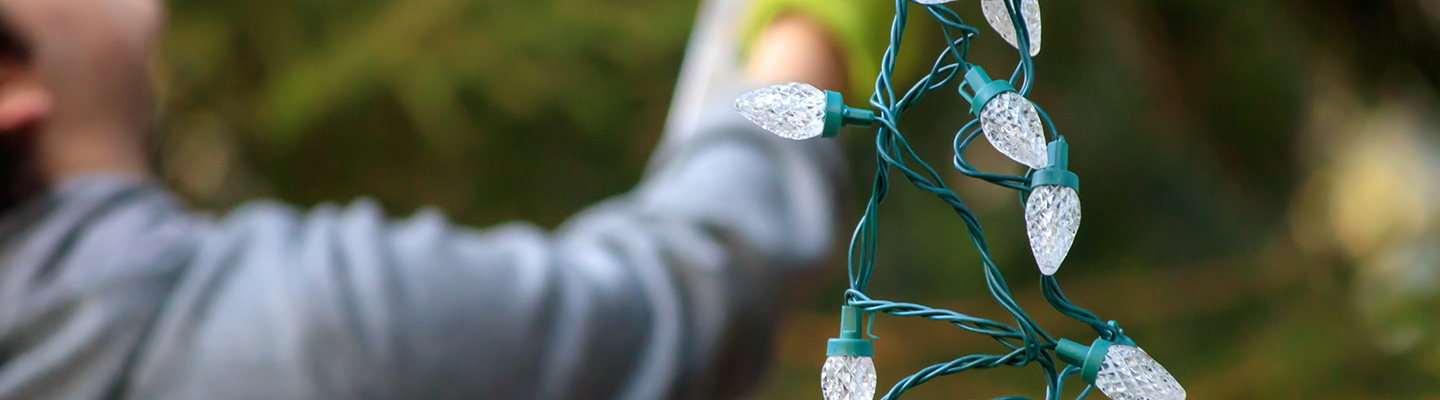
157 0 1440 399
161 0 697 225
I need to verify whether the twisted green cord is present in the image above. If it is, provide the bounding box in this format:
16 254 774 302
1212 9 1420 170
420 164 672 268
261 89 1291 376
837 0 1134 399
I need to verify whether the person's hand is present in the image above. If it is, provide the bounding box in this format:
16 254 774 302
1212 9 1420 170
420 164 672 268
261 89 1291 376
746 14 849 94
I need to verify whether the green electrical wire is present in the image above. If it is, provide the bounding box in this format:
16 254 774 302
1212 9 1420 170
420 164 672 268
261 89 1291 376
838 0 1134 399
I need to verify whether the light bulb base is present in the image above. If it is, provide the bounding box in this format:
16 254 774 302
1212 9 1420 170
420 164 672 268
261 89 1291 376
1056 338 1112 384
1029 137 1079 191
822 91 876 138
960 66 1017 116
826 338 874 358
826 305 874 357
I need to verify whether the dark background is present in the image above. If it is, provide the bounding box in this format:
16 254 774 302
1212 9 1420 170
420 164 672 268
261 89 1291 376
156 0 1440 398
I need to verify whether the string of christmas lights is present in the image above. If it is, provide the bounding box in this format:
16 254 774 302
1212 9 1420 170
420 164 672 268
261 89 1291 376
735 1 1186 399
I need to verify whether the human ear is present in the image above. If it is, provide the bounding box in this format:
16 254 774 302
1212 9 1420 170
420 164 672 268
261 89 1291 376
0 10 43 134
0 80 47 132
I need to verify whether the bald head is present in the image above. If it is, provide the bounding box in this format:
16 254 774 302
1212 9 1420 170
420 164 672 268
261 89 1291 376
0 0 166 207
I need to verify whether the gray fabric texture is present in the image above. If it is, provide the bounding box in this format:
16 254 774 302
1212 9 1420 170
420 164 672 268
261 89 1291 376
0 86 843 399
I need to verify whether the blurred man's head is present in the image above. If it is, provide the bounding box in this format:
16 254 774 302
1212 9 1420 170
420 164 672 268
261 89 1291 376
0 0 164 210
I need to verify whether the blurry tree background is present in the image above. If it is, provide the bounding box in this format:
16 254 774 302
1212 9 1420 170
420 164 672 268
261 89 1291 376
157 0 1440 399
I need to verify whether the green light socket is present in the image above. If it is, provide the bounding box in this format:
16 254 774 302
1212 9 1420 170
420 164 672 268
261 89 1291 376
1029 137 1079 191
959 66 1016 116
1056 338 1112 384
822 91 876 138
826 305 874 357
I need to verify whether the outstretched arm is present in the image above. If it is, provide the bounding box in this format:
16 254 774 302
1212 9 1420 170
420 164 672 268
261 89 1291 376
126 14 852 400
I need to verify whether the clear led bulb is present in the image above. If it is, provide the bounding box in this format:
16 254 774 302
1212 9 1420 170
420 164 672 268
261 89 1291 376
821 356 877 400
1057 338 1186 400
735 82 828 140
1025 184 1080 275
980 92 1049 170
1094 345 1187 400
981 0 1043 56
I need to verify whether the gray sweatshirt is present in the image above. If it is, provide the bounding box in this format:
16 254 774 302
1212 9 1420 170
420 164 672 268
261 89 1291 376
0 88 842 399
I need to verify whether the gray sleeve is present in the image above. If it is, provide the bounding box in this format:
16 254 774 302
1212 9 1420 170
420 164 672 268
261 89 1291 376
128 88 844 399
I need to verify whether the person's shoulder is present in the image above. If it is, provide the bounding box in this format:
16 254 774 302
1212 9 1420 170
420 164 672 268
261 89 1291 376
219 197 395 228
211 197 399 248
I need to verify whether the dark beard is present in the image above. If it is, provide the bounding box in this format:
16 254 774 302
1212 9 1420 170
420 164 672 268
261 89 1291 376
0 128 41 213
0 10 41 213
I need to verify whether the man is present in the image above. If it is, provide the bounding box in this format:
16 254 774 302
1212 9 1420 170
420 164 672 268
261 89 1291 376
0 0 883 398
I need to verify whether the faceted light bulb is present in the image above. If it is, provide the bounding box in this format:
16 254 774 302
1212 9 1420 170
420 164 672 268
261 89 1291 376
1025 185 1079 275
980 92 1049 169
981 0 1043 56
1094 345 1186 400
821 356 877 400
735 82 828 140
